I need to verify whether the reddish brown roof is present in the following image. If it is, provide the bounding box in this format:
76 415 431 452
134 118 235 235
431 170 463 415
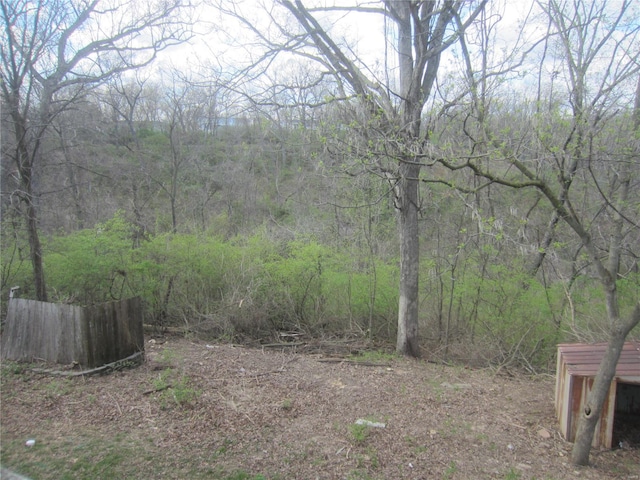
557 341 640 378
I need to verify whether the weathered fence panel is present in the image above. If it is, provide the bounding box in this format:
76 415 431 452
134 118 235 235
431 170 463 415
1 297 144 368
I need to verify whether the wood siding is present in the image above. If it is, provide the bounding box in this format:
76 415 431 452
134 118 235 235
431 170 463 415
1 297 144 368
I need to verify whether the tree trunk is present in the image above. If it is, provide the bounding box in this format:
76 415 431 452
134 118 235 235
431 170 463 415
13 118 48 302
274 0 485 358
396 160 421 357
25 201 47 301
61 138 85 230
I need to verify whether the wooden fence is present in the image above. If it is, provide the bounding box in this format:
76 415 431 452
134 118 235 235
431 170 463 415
1 297 144 368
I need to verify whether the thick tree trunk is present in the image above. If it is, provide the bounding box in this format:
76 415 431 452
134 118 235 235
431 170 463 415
396 160 421 357
25 201 47 301
278 0 485 358
13 117 48 302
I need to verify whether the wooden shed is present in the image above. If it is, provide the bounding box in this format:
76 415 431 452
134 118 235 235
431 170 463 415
555 342 640 449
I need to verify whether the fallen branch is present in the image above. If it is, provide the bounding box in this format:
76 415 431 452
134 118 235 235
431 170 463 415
261 342 306 348
317 358 391 367
250 369 285 378
142 384 172 395
31 351 144 377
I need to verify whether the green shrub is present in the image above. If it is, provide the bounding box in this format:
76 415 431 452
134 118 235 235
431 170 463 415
0 217 33 302
46 212 135 304
249 239 398 337
422 254 565 369
42 215 399 341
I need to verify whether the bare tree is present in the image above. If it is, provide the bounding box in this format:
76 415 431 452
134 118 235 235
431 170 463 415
442 0 640 464
215 0 488 356
1 0 192 300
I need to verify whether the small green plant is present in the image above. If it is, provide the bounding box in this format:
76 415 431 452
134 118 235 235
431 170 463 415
152 369 199 408
349 350 396 363
281 398 293 411
347 470 373 480
224 471 267 480
152 368 173 391
349 423 370 444
443 461 458 479
404 434 428 453
442 417 458 436
43 379 73 398
426 377 445 402
216 438 233 456
168 377 199 406
1 361 26 377
504 468 521 480
366 447 379 469
159 348 179 365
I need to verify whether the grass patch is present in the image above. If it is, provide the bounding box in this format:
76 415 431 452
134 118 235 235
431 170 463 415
349 417 385 445
221 471 267 480
0 430 258 480
150 368 200 409
349 350 396 363
43 378 74 398
0 433 140 480
1 361 29 379
159 348 180 365
503 467 522 479
349 423 370 444
443 461 458 479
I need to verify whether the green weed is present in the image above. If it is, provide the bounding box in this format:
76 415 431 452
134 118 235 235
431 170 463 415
443 461 458 479
224 472 267 480
347 470 374 480
159 348 179 365
504 468 522 480
152 369 199 408
349 423 370 444
1 361 27 378
43 379 73 398
349 350 396 363
168 378 199 406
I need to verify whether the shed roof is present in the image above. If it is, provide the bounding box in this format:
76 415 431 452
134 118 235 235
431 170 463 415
557 341 640 379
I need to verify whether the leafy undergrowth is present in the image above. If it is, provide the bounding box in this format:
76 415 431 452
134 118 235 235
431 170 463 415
1 337 638 480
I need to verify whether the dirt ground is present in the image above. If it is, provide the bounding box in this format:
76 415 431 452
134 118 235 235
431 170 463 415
1 336 639 479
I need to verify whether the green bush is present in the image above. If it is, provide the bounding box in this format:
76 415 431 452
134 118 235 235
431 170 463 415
10 207 636 362
0 217 33 302
46 212 135 304
422 253 564 369
41 215 398 341
250 239 398 337
130 233 241 326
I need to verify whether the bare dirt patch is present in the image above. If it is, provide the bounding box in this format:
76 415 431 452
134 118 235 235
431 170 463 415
1 336 639 479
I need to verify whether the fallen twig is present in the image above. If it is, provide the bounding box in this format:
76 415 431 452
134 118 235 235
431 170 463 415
31 351 144 377
261 342 305 348
317 358 391 367
142 384 173 395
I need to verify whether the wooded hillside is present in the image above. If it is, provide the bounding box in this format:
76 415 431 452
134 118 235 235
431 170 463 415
2 0 638 372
